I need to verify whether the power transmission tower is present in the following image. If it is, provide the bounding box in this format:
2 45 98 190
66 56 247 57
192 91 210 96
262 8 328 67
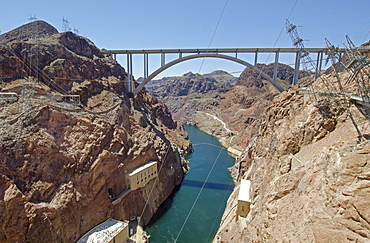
324 38 344 91
343 36 370 101
28 15 37 22
28 14 38 38
62 17 70 32
286 20 317 86
324 36 370 138
28 15 39 81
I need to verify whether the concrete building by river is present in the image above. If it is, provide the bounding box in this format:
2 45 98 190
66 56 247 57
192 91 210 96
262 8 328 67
127 161 158 190
77 218 129 243
237 179 251 220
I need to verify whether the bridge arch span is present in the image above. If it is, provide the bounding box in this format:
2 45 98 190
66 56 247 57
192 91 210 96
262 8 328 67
133 53 285 96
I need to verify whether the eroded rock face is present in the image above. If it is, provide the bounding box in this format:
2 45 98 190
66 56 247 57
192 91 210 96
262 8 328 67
1 102 190 242
0 21 191 242
215 89 370 242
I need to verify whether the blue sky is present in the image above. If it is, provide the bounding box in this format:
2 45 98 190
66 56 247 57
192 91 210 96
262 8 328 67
1 0 369 79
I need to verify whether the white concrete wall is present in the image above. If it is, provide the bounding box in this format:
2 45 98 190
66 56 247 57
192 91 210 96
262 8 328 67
127 161 158 190
237 179 251 219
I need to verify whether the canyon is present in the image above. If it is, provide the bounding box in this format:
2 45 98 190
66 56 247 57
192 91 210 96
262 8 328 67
148 45 370 242
1 19 370 243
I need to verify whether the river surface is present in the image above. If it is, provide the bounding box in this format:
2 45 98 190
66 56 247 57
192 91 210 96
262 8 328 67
145 125 235 242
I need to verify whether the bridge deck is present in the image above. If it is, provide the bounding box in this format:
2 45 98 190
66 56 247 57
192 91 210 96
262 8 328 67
102 47 369 55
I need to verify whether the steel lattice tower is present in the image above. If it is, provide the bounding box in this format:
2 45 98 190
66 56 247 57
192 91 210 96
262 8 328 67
326 36 370 100
62 17 70 32
286 20 318 86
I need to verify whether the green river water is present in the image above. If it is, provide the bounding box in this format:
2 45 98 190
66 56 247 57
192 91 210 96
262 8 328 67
145 125 235 242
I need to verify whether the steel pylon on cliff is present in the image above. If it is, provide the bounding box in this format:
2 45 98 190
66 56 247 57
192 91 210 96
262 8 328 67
343 36 370 99
286 20 317 86
328 36 370 101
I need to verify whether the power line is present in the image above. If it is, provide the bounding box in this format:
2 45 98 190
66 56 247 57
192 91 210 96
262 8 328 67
269 0 299 53
198 0 229 73
205 180 233 242
138 144 172 225
10 47 68 94
192 142 224 149
257 0 299 81
362 30 370 44
174 146 224 242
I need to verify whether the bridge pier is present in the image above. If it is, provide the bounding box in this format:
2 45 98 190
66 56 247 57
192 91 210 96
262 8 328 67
144 53 149 79
293 51 301 85
161 52 165 67
273 51 279 82
254 51 258 67
127 53 133 93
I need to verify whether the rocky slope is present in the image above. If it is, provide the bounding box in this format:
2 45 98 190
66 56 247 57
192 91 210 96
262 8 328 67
0 21 191 242
147 70 237 120
215 69 370 242
148 64 294 153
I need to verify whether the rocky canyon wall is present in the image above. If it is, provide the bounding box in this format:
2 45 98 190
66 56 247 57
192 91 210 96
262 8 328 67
215 86 370 242
0 21 191 242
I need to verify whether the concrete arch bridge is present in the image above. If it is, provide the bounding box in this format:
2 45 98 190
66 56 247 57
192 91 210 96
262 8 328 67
101 48 350 97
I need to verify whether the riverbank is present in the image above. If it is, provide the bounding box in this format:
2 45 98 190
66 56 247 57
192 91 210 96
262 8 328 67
184 121 244 159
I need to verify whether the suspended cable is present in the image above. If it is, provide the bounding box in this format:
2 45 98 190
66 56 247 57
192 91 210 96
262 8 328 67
10 47 69 95
263 0 299 62
138 144 172 225
362 30 370 44
174 146 224 242
192 142 224 149
256 0 299 80
198 0 229 73
205 181 234 242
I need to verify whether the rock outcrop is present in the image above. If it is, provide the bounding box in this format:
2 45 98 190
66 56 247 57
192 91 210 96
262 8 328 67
0 21 191 242
215 72 370 242
147 70 237 120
